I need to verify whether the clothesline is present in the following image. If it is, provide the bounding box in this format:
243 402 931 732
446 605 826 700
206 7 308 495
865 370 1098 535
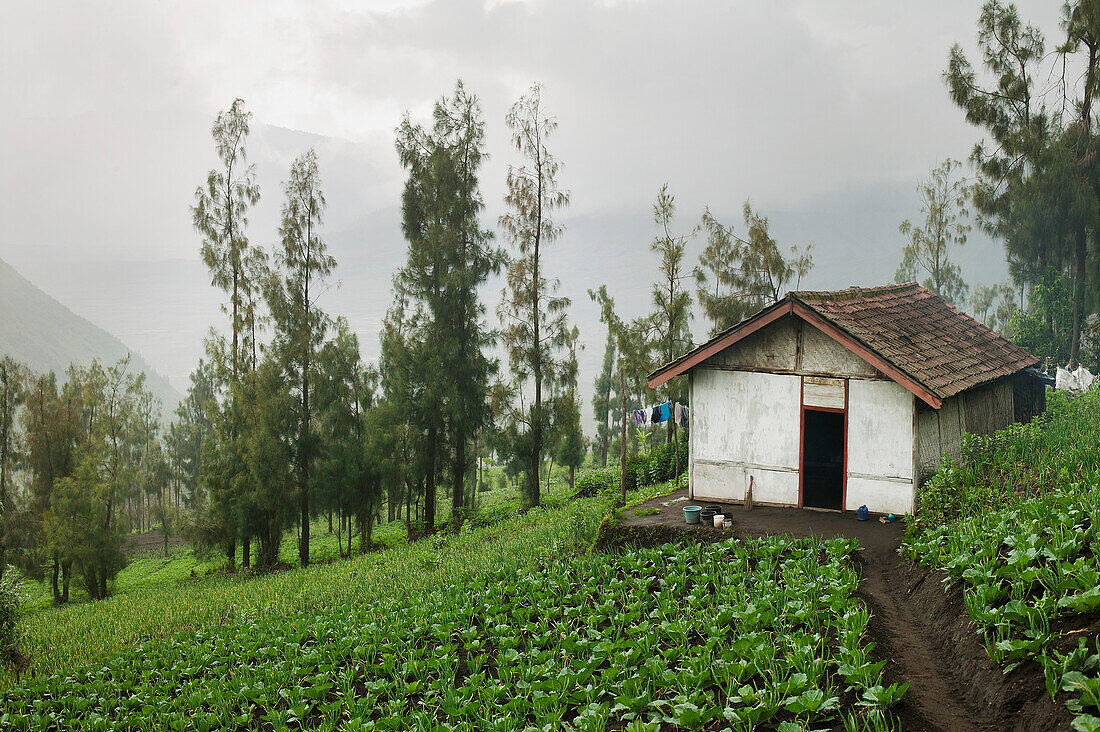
631 401 688 429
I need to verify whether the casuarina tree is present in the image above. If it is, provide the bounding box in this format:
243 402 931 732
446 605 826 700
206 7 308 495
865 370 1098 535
267 148 334 567
497 83 572 508
394 80 502 526
895 159 971 305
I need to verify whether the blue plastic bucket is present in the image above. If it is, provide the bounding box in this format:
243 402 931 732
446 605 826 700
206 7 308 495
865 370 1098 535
683 505 702 524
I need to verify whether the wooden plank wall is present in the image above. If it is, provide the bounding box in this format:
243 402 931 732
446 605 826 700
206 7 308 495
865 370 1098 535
915 375 1026 483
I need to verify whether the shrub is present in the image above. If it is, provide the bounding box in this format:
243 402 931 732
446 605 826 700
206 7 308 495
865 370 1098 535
912 389 1100 528
573 466 618 497
636 438 689 487
0 569 22 663
573 437 690 498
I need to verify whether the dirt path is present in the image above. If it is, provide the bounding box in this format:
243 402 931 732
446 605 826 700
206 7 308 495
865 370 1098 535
731 505 982 731
854 537 982 731
605 490 1014 731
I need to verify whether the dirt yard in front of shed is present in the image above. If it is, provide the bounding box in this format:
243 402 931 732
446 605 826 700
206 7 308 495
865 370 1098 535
595 488 1071 732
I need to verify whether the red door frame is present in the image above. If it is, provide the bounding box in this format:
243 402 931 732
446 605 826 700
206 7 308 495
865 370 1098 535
798 377 849 510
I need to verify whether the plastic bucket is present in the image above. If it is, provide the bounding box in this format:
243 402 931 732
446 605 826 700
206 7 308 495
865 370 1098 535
683 505 702 524
700 509 717 524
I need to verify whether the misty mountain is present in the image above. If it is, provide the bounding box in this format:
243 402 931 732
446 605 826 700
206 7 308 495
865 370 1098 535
0 257 181 410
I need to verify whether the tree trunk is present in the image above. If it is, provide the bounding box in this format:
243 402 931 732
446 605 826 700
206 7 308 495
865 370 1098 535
299 382 310 568
452 434 466 529
51 556 60 603
619 367 627 503
242 535 250 570
673 417 680 479
1071 226 1087 364
61 561 71 603
425 428 437 530
360 511 369 554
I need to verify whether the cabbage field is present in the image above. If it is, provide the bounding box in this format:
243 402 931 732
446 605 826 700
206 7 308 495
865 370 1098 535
904 388 1100 731
1 536 903 731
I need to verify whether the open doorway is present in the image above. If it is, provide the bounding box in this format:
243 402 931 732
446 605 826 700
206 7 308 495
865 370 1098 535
801 409 845 510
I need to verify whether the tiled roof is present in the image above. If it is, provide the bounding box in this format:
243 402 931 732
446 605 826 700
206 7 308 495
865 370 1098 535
647 282 1039 405
791 282 1037 400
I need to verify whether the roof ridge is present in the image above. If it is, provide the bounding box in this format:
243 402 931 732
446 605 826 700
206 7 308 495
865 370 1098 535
791 281 921 300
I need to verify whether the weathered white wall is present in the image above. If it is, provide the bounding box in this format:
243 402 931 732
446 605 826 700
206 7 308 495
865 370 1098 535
703 314 881 380
705 317 799 371
803 376 845 409
845 379 916 514
801 325 879 378
691 368 800 504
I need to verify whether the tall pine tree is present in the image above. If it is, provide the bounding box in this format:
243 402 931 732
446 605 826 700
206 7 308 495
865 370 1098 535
267 149 334 567
498 83 572 508
395 80 502 527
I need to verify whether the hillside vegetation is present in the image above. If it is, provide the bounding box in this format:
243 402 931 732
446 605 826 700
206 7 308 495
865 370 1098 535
904 388 1100 730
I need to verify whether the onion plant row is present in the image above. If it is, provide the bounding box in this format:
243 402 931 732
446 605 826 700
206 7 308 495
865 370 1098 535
2 536 901 731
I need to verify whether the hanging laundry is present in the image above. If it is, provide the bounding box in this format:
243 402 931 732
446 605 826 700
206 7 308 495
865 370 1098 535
680 405 690 427
654 401 671 424
673 403 682 423
651 405 660 423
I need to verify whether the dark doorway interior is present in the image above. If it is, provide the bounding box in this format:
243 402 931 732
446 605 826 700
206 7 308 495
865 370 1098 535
802 409 845 510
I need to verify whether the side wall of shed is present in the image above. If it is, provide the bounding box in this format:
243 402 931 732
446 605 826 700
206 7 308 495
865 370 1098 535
916 375 1018 481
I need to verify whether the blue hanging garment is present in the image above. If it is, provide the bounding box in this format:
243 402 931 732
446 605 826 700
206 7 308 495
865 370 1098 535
654 402 671 424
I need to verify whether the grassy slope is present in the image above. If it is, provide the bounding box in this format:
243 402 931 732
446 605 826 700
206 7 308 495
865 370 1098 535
15 514 410 613
14 462 529 612
1 468 623 690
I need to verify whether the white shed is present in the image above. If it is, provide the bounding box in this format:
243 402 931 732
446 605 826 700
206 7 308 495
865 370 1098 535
647 283 1046 516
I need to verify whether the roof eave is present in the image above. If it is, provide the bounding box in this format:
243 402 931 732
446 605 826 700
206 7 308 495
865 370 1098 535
646 299 794 389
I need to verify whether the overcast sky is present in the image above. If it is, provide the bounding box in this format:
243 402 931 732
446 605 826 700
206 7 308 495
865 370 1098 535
0 0 1075 397
2 0 1070 261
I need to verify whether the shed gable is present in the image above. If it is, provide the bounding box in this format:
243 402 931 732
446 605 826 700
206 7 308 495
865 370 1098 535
700 313 879 379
